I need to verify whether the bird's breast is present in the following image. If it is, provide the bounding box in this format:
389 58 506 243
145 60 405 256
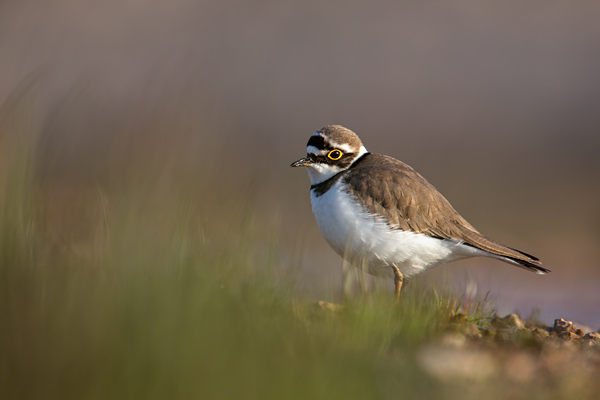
310 181 362 257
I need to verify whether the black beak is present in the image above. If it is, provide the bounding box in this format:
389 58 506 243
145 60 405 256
290 156 312 167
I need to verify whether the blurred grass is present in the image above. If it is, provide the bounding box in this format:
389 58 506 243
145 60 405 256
1 95 598 400
0 94 451 400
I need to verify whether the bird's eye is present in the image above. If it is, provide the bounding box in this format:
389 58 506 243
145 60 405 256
327 149 343 160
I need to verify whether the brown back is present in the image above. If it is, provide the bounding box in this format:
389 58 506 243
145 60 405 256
342 153 543 267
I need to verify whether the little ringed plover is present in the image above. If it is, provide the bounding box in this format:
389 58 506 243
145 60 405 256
291 125 549 300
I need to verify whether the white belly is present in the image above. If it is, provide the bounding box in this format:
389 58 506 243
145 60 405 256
310 180 483 278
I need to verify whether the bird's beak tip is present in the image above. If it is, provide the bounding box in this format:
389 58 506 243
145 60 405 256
290 157 311 168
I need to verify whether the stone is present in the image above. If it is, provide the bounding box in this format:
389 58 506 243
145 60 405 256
553 318 575 334
480 328 496 338
461 322 482 339
511 328 544 349
502 313 525 329
582 332 600 344
491 317 510 330
532 327 550 338
558 331 578 340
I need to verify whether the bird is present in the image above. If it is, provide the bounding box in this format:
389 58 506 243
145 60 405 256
291 125 549 301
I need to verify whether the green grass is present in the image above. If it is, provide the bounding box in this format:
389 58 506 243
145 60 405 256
0 195 449 399
0 199 448 399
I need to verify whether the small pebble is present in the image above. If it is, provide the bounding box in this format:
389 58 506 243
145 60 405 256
558 331 578 340
503 313 525 329
553 318 575 334
582 332 600 344
532 327 550 338
491 317 510 329
461 322 482 339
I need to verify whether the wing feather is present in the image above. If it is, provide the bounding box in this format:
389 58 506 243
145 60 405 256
342 153 546 272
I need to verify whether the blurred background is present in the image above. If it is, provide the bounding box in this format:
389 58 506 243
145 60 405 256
1 0 599 329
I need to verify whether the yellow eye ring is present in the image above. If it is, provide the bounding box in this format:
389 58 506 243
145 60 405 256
327 149 343 160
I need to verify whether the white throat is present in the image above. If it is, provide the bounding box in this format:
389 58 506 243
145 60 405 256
306 145 368 185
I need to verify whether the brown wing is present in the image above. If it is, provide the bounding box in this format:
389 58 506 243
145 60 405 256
343 153 547 272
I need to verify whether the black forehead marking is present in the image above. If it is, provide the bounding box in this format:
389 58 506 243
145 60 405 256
306 135 334 151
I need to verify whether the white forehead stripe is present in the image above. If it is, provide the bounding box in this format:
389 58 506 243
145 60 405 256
307 145 325 155
328 142 354 153
325 140 367 155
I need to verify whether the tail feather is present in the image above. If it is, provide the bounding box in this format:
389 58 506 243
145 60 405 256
502 255 550 275
507 246 540 262
462 240 550 275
